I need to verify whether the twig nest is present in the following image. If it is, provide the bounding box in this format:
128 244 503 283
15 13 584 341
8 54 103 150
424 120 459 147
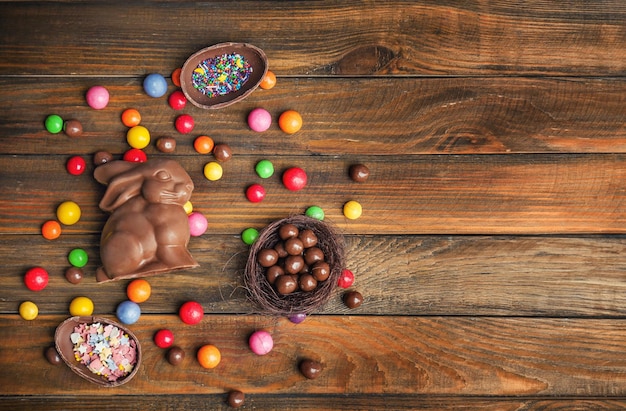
180 42 268 109
244 215 346 316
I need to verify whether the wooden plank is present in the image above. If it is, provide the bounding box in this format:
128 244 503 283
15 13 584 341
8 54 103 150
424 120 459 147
3 235 626 317
1 77 624 156
3 314 626 396
2 154 626 235
0 1 624 76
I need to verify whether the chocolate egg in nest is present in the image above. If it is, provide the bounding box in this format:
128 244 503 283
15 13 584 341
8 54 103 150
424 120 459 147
244 215 346 316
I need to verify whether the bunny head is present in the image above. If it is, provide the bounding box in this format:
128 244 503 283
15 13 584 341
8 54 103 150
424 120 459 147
94 159 194 212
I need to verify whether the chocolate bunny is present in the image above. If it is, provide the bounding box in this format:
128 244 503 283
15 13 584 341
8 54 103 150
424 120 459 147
94 159 199 282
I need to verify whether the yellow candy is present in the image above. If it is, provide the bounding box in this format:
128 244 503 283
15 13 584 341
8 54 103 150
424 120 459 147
19 301 38 320
57 201 81 225
343 200 363 220
183 200 193 215
126 125 151 149
69 296 94 316
204 162 223 181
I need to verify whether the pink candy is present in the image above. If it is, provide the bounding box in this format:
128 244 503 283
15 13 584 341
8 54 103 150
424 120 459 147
188 212 208 237
86 86 109 110
247 108 272 132
249 330 273 355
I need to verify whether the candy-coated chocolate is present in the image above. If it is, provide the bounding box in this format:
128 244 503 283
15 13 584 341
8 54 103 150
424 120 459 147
121 108 141 127
278 223 299 240
24 266 49 291
167 346 185 366
304 247 324 265
203 161 223 181
45 346 62 365
171 68 182 87
258 248 279 267
266 265 284 284
66 156 86 176
123 148 147 163
299 274 318 292
284 255 304 275
227 390 245 408
156 137 177 153
116 300 141 325
85 85 109 109
94 151 113 165
278 110 303 134
343 200 363 220
299 359 322 379
349 164 370 182
41 220 61 240
188 211 208 237
275 274 297 295
179 301 204 325
246 184 266 203
343 290 363 309
311 261 330 281
213 143 232 162
45 114 63 133
194 136 214 154
19 301 38 321
255 159 274 178
259 70 276 90
288 313 307 324
154 329 175 349
168 90 187 110
175 114 194 134
68 248 88 268
248 330 273 355
247 107 272 132
305 206 324 220
126 125 151 149
197 344 221 368
127 279 151 303
63 119 83 137
143 73 168 98
57 200 81 225
282 167 307 191
298 229 318 248
337 269 355 288
65 267 84 284
284 237 304 255
241 227 259 245
69 296 94 316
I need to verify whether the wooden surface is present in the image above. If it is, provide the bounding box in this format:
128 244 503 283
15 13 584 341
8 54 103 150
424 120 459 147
1 1 625 409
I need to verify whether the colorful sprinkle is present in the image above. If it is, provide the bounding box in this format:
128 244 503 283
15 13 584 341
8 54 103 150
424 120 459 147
191 53 253 98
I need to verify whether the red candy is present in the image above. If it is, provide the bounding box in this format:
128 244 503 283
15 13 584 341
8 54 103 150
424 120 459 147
282 167 307 191
66 156 86 176
246 184 266 203
179 301 204 325
123 148 147 163
175 114 194 134
154 329 175 349
24 267 49 291
338 269 355 288
168 90 187 110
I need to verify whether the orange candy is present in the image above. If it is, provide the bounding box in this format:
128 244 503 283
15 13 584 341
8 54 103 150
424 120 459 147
121 108 142 127
171 68 182 88
197 344 221 369
278 110 303 134
127 279 152 303
194 136 215 154
259 70 276 90
41 220 62 240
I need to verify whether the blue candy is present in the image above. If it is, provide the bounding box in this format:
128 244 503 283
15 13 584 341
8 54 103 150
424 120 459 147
116 300 141 325
143 73 168 98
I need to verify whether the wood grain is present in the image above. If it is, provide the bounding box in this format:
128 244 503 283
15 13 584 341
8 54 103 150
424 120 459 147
0 1 624 76
1 77 624 156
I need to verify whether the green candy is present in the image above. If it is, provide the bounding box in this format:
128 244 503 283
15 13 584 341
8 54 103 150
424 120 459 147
45 114 64 134
305 206 325 221
68 248 88 268
255 159 274 179
241 227 259 245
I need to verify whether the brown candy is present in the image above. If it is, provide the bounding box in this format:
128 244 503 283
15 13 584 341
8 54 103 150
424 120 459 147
275 274 298 295
284 237 304 255
299 274 317 292
279 223 299 240
65 267 84 284
64 119 83 138
298 229 318 248
343 290 363 309
349 163 370 182
156 137 176 153
213 143 232 162
258 248 279 268
311 261 330 282
167 346 185 366
45 346 62 365
227 390 245 408
266 265 284 284
299 359 322 379
93 151 113 166
274 241 288 258
304 247 324 265
284 255 304 275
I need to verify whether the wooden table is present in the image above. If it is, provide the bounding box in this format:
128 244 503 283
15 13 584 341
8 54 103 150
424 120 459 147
1 1 625 409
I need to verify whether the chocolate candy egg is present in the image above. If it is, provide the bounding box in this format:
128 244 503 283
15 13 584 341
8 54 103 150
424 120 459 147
167 346 185 366
304 247 324 265
275 274 298 295
64 119 83 138
285 237 304 255
274 241 288 258
311 261 330 282
258 248 278 267
298 229 318 248
299 359 322 379
45 346 62 365
299 274 318 292
93 151 113 165
213 143 232 162
266 265 284 284
344 290 363 309
65 267 84 284
349 164 370 182
279 223 299 240
156 137 177 153
227 390 245 408
284 255 304 275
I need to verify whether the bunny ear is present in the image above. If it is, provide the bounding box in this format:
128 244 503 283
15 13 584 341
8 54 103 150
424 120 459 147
94 161 144 212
